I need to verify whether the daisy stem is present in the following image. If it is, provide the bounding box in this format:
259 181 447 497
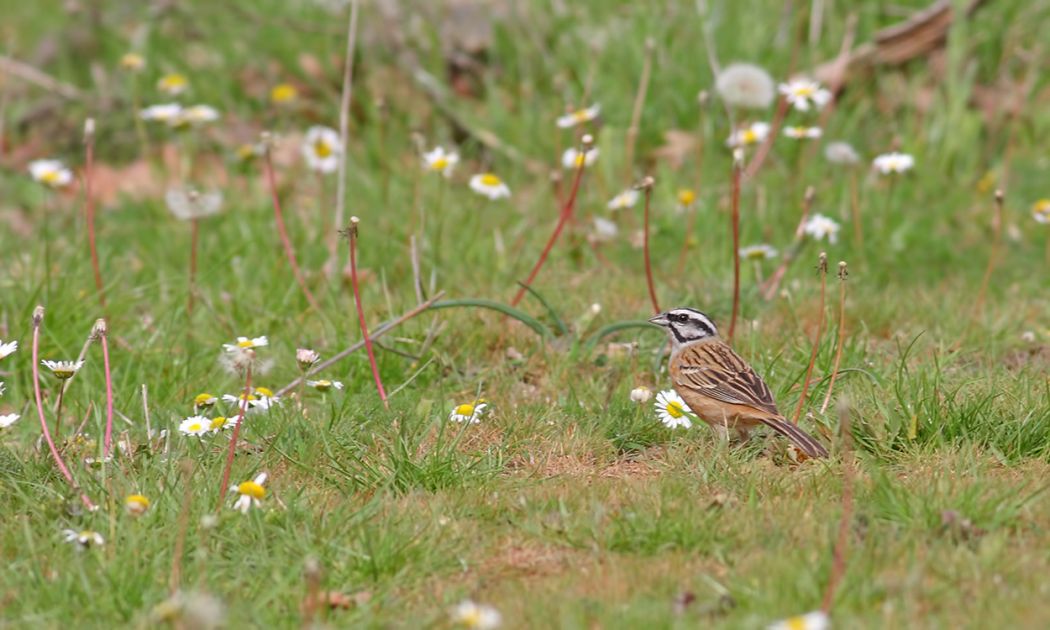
728 156 742 342
820 262 849 414
187 218 200 317
83 120 106 310
641 182 661 315
510 149 589 307
791 253 828 425
53 387 66 445
30 306 95 510
344 218 389 408
263 143 322 313
96 319 115 458
217 363 252 511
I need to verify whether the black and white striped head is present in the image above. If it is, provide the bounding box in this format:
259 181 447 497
649 308 719 347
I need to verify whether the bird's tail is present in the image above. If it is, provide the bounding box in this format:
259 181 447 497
759 417 829 458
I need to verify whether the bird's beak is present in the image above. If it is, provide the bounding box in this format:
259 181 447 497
648 313 669 327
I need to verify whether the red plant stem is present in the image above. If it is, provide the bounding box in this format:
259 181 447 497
792 254 828 425
820 262 849 414
217 363 252 511
511 158 588 307
761 186 815 300
84 123 105 309
98 321 115 458
346 220 389 408
187 218 199 316
743 95 789 181
641 185 661 315
30 307 95 510
263 147 322 312
728 158 742 342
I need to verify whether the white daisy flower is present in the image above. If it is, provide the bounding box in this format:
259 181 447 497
28 159 73 188
469 174 511 200
607 189 640 210
0 340 17 360
784 126 822 140
740 244 778 261
178 415 211 437
165 187 223 221
193 393 218 409
778 78 832 112
208 416 231 433
556 103 601 129
655 389 693 429
230 472 268 514
872 152 915 175
157 73 188 95
306 379 344 392
767 611 830 630
63 529 105 549
629 386 652 404
139 103 184 124
591 217 618 242
449 401 488 424
0 414 19 429
726 122 770 148
124 494 150 516
177 104 220 126
716 63 775 110
1032 199 1050 224
0 381 5 397
824 141 860 165
222 336 269 352
296 348 320 370
422 146 460 177
803 214 841 244
302 126 343 174
120 52 145 72
41 360 84 380
561 147 599 170
450 599 502 629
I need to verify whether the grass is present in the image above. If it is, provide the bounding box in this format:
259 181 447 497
1 0 1050 627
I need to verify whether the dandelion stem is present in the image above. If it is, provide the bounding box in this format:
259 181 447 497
83 119 105 309
96 320 115 458
217 363 252 511
972 190 1004 322
263 143 322 312
820 262 849 414
187 218 200 317
792 253 828 425
640 179 661 315
344 218 389 408
728 154 743 342
511 144 589 307
30 306 95 510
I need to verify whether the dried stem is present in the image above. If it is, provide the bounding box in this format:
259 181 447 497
95 319 115 458
761 186 815 300
972 189 1004 322
792 253 828 424
263 143 322 312
849 169 862 251
728 152 743 342
327 0 361 276
639 177 661 314
217 363 252 511
187 218 200 316
743 95 789 182
83 119 105 309
344 218 389 408
30 306 95 510
821 398 855 612
623 38 655 181
511 138 591 307
142 384 153 453
820 262 849 414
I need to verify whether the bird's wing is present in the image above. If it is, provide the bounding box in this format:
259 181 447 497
673 342 781 416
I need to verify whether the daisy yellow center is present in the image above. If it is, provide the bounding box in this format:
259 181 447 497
255 387 274 397
794 85 814 97
742 129 758 144
237 339 255 348
237 144 257 161
431 157 449 171
80 530 94 539
572 109 590 122
785 617 808 630
314 140 332 158
678 189 696 205
455 404 476 416
574 153 586 167
125 494 150 508
314 380 332 388
238 393 258 401
195 393 215 406
461 610 483 627
187 421 204 433
746 250 766 260
480 174 501 187
40 171 61 185
210 417 227 430
666 401 685 418
238 481 266 499
121 53 144 69
161 74 187 90
271 84 297 103
53 368 75 379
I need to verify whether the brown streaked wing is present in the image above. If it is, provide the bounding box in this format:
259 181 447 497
673 342 780 415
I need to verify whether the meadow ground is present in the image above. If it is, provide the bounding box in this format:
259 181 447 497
1 0 1049 627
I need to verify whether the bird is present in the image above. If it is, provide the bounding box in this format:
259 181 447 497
649 307 829 459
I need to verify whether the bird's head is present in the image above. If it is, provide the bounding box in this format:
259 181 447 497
648 308 719 349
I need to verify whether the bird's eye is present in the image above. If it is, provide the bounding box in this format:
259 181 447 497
673 313 688 323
